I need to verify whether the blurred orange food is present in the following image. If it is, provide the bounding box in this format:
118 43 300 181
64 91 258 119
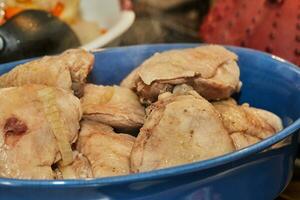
51 2 64 17
1 0 104 44
4 6 23 19
2 2 66 24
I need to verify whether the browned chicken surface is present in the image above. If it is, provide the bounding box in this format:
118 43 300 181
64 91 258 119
0 85 82 179
81 84 145 130
0 49 94 97
56 151 93 179
0 46 285 180
130 89 234 173
77 120 135 177
230 132 261 150
212 99 283 150
121 45 241 104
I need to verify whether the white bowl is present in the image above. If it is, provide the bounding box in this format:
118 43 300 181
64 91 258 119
79 0 135 50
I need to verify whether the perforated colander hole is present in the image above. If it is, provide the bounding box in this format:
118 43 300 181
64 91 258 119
268 0 285 6
266 46 273 53
240 41 246 47
246 28 251 35
269 33 275 40
242 2 247 9
294 49 300 56
257 9 262 14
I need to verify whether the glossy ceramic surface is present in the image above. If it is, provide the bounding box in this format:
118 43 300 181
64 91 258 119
80 0 135 49
0 44 299 200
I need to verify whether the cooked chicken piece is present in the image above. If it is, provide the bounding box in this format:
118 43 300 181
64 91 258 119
212 99 283 150
191 61 241 100
0 85 81 179
120 67 141 89
250 108 283 133
0 49 94 97
230 132 261 150
56 151 93 179
77 120 135 178
81 84 145 130
130 89 234 173
121 45 241 104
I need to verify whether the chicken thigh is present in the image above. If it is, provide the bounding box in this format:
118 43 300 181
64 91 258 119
77 120 135 178
121 45 241 104
212 99 283 150
0 85 82 179
81 84 145 130
56 151 93 179
130 88 234 173
0 49 94 97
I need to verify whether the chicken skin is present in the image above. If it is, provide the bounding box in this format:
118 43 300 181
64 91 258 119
212 99 283 150
56 151 93 179
77 120 135 177
0 49 94 97
121 45 241 104
81 84 145 130
0 85 82 179
0 46 286 180
130 88 234 173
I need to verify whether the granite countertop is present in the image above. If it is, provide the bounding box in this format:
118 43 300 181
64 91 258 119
118 1 300 199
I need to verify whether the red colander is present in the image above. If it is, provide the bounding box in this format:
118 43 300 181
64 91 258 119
200 0 300 66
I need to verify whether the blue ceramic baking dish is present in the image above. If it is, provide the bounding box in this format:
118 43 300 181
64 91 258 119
0 44 299 200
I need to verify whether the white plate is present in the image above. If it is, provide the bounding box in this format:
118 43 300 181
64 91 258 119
79 0 135 50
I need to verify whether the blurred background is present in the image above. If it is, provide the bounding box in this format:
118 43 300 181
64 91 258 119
0 0 298 65
120 0 299 66
0 0 299 199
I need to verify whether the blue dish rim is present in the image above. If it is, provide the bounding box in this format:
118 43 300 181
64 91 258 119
0 44 299 187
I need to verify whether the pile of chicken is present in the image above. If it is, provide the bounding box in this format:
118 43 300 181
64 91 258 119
0 45 283 179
